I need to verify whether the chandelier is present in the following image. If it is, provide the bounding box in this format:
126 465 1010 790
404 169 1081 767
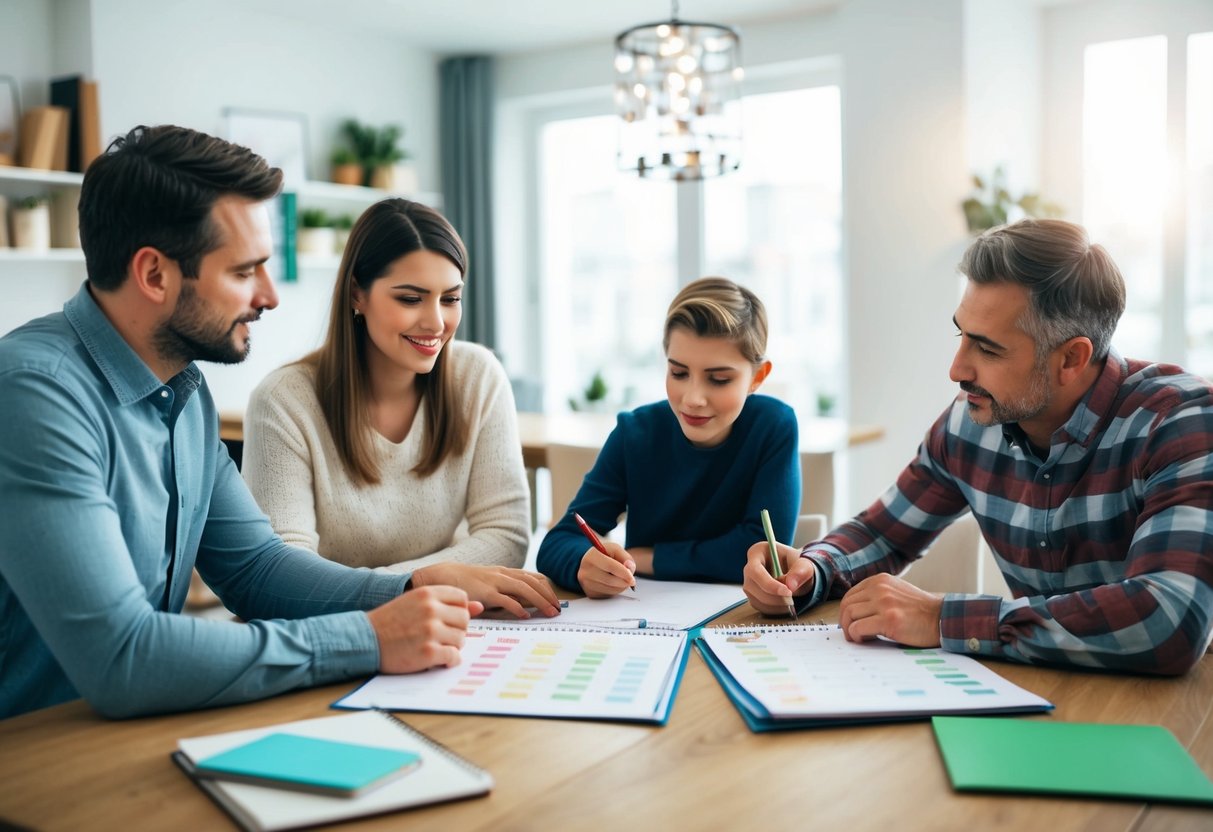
614 1 743 180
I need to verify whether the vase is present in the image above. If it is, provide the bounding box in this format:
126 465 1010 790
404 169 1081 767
296 227 336 257
370 163 419 194
331 163 364 187
11 203 51 251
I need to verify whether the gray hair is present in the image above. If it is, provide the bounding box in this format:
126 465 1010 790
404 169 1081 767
959 218 1126 362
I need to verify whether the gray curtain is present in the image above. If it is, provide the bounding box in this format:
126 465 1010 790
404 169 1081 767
440 56 496 350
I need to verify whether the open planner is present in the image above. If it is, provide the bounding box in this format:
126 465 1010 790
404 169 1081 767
336 622 690 725
173 710 492 832
696 624 1053 732
490 576 746 630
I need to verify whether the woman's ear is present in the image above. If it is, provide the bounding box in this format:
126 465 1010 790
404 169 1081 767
749 360 773 393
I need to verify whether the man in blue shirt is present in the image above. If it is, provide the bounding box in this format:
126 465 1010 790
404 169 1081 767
0 125 483 719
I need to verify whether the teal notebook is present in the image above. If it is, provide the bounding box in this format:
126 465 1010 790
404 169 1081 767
195 733 420 797
932 716 1213 805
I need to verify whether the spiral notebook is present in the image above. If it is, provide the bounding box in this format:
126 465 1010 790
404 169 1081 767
335 622 691 724
173 710 492 832
696 624 1053 732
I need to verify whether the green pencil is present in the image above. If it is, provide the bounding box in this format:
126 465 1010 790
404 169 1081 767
760 509 797 620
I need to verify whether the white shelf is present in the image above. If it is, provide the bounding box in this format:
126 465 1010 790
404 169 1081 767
0 167 85 187
0 248 84 262
294 180 442 209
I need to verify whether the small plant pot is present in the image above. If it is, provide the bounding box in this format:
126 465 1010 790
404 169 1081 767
297 227 337 257
370 163 419 194
11 203 51 251
331 163 364 187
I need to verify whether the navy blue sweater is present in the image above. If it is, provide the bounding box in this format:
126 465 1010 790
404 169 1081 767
537 394 801 591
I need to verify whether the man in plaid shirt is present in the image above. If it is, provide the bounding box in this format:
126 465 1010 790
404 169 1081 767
744 219 1213 674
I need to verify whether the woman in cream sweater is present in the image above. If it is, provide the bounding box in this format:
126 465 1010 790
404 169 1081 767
243 199 557 619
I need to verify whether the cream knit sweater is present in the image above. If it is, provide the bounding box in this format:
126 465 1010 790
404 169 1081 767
242 341 529 573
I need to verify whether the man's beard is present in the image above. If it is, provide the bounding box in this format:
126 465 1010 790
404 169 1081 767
153 282 259 366
960 361 1052 426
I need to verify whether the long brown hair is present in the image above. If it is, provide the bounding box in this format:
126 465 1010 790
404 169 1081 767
302 198 471 485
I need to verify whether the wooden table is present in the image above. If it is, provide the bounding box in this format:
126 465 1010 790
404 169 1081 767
2 602 1209 831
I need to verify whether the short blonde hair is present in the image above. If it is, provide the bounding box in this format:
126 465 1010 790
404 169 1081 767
663 277 768 365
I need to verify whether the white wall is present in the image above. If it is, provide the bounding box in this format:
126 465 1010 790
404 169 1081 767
964 0 1041 195
2 0 443 413
495 0 970 515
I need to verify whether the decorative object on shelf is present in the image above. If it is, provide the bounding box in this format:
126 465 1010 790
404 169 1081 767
11 195 51 251
0 195 8 247
568 370 610 413
613 0 743 181
49 187 81 248
330 147 363 186
962 166 1063 233
49 75 101 173
223 108 309 188
333 213 355 253
0 75 18 167
297 207 336 256
18 106 69 171
341 119 414 191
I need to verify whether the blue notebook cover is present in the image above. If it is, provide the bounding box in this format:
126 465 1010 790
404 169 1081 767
195 733 420 797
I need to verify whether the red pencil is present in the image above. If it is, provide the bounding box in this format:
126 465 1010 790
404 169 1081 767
573 512 635 592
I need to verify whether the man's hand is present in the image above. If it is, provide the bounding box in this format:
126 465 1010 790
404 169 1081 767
743 540 816 615
838 573 944 647
577 541 636 598
367 586 484 674
411 563 560 618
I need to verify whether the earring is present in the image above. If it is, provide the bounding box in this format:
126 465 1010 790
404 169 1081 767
352 308 362 318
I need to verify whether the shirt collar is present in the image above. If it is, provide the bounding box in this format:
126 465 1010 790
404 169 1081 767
1000 349 1126 452
63 282 202 406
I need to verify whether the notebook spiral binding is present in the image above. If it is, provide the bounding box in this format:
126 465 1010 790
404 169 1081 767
472 622 683 636
373 709 487 776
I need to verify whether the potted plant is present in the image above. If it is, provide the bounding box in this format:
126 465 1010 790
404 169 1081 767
962 166 1063 234
10 195 51 251
296 208 336 257
329 147 363 187
341 119 416 192
568 370 609 412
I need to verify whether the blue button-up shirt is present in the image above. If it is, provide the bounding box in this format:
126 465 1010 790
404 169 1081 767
0 285 407 719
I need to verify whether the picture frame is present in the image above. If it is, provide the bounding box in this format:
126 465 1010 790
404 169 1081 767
222 107 309 187
0 75 20 164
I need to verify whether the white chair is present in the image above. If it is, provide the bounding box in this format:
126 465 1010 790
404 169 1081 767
793 513 828 549
899 513 1010 597
545 442 601 528
800 451 836 528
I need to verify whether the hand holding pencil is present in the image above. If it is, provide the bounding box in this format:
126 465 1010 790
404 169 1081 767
760 509 798 620
741 511 816 618
574 512 638 598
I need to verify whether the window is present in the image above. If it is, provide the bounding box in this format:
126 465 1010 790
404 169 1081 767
536 81 843 416
704 86 843 416
1082 36 1167 361
1185 32 1213 374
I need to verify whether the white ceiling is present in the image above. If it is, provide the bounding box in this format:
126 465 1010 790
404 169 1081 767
245 0 840 55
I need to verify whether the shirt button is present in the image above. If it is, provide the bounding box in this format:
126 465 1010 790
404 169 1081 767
160 390 169 398
1039 540 1047 548
1043 473 1051 480
966 637 980 652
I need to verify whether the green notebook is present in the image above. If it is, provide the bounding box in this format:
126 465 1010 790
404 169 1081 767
932 716 1213 805
195 733 421 797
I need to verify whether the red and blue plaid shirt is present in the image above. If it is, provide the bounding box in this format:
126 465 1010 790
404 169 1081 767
803 351 1213 675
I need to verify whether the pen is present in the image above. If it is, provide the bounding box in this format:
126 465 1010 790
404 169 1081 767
573 512 635 592
761 508 797 620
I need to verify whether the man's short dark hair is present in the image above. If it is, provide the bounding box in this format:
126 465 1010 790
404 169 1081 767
959 218 1126 362
78 125 283 291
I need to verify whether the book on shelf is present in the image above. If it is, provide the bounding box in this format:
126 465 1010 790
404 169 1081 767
17 106 69 171
50 75 102 173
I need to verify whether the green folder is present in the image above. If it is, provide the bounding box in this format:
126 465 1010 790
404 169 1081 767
932 716 1213 805
195 733 421 797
